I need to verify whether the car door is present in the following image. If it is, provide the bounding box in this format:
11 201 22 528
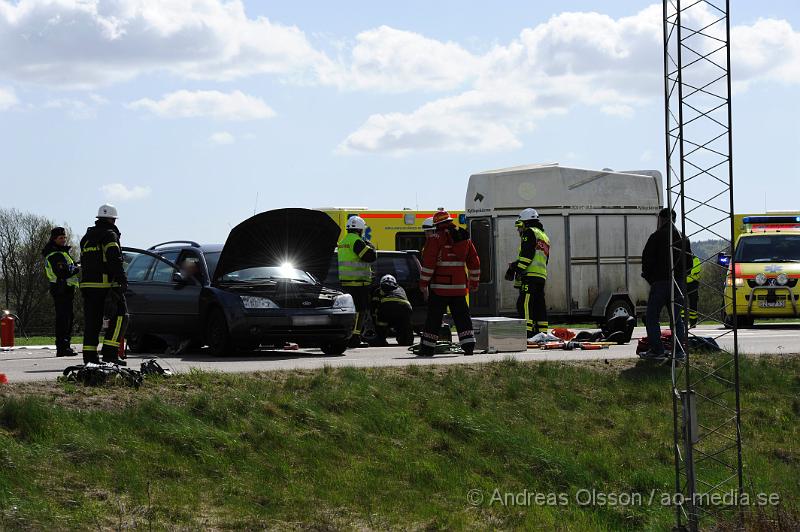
122 247 201 336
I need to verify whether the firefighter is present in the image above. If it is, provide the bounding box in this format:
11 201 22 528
337 215 376 347
42 227 80 357
370 274 414 346
79 204 128 365
418 210 480 356
685 254 702 328
422 216 435 242
511 208 550 338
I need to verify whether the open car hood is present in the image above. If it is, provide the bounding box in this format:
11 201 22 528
213 208 340 282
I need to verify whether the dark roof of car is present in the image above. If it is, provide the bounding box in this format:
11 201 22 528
150 243 223 254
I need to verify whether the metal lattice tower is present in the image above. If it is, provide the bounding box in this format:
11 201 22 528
663 0 744 530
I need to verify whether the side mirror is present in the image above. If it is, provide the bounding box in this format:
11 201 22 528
172 271 187 284
717 252 731 267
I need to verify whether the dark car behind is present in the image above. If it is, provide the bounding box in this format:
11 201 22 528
323 250 426 330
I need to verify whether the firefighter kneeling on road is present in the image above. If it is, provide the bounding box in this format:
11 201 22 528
337 215 376 348
370 274 414 346
506 208 550 339
418 210 480 356
79 204 128 366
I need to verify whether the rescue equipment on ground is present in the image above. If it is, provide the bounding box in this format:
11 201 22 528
62 358 173 388
409 341 465 356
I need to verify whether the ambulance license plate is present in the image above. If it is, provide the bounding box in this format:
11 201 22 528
759 301 785 308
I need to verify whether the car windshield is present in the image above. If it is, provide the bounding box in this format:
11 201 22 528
219 266 316 283
735 234 800 263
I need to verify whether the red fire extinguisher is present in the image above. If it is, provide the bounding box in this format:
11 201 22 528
1 312 15 348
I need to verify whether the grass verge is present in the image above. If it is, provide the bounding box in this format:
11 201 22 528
0 357 798 530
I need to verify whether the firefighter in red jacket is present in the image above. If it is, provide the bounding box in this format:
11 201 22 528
418 211 480 356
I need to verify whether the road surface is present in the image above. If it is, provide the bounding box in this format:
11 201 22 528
1 324 798 383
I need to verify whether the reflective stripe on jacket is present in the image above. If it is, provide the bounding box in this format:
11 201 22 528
44 251 79 287
419 227 480 297
338 232 373 286
79 221 125 289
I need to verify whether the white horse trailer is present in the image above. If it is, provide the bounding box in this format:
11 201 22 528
465 163 663 323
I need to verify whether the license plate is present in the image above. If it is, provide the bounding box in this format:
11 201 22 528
758 301 785 308
292 315 330 326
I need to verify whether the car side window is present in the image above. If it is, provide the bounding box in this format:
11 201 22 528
376 255 411 282
125 254 156 282
151 251 180 282
177 250 205 284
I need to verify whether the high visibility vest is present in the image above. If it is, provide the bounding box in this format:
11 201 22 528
687 256 702 283
519 227 550 280
44 251 79 287
338 232 372 286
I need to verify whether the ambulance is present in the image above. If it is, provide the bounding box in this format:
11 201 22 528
722 213 800 327
319 208 466 251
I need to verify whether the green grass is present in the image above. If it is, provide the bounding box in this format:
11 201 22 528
0 358 798 530
6 336 57 346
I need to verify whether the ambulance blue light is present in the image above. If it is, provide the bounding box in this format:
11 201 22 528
743 216 800 224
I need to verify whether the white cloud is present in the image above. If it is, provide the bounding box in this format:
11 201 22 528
341 5 800 154
0 0 331 89
43 95 108 119
128 90 274 120
323 26 480 92
210 131 235 145
0 86 18 110
99 183 151 202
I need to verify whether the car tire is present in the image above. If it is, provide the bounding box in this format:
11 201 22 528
320 341 348 356
207 308 233 356
723 313 753 329
126 333 152 354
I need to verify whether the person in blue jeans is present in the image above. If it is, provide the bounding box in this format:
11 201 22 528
641 208 692 358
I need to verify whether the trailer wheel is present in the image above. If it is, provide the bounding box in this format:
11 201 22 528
605 298 635 324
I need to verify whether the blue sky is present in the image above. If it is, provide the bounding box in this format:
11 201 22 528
1 0 798 247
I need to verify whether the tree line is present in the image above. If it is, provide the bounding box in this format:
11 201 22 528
0 207 84 337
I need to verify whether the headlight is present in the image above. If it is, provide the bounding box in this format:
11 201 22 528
726 277 744 287
755 273 767 286
776 273 789 286
240 295 279 309
333 294 355 311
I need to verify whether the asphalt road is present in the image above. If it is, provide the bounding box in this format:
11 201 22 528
1 324 798 384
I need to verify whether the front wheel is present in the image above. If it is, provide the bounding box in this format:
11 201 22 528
207 308 233 356
321 341 348 356
724 313 753 329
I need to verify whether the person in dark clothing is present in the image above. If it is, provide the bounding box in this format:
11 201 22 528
370 274 414 346
42 227 80 357
641 208 692 358
79 204 128 365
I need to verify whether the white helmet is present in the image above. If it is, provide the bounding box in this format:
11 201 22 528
422 217 434 231
518 208 539 222
345 215 367 232
97 204 118 219
380 274 398 290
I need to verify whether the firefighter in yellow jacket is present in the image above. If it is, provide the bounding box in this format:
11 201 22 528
508 208 550 338
337 215 376 347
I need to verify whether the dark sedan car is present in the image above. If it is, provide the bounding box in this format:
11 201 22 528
122 209 357 355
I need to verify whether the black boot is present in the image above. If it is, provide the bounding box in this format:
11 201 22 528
462 343 475 356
